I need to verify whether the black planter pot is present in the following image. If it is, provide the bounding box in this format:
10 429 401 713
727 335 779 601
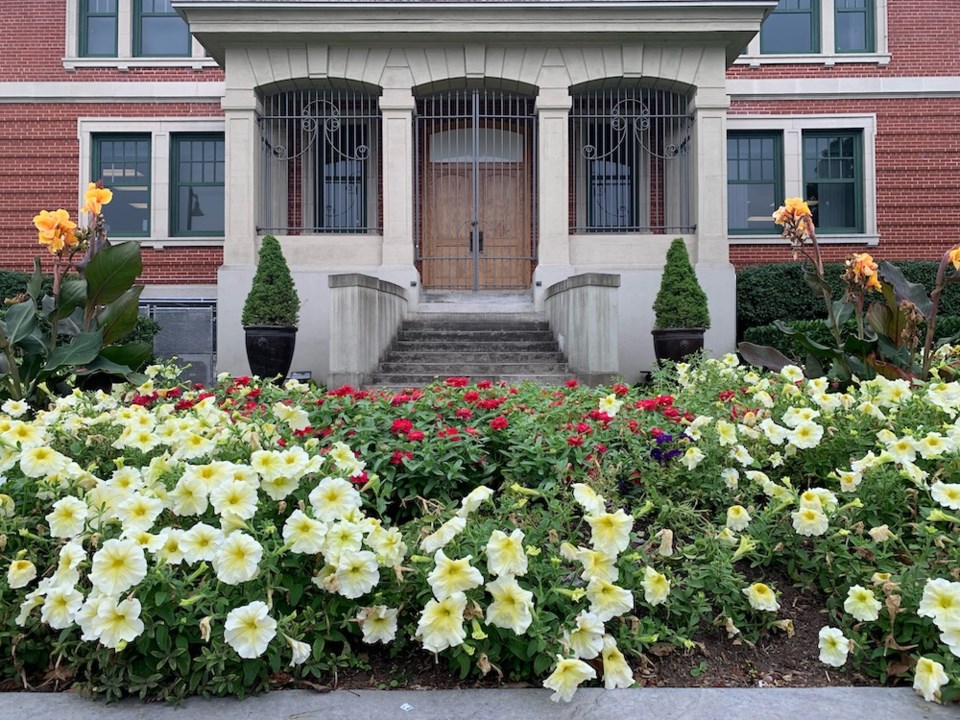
244 325 297 380
652 327 706 366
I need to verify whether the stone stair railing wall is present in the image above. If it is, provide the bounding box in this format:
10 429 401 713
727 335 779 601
328 274 408 388
544 273 621 386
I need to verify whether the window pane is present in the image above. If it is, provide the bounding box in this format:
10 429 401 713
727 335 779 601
803 131 861 233
727 131 782 233
760 0 819 54
318 126 367 231
139 16 191 56
95 135 151 236
172 136 224 236
85 16 117 55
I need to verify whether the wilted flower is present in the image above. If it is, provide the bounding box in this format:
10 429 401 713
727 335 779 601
743 582 779 612
843 252 881 293
913 656 949 703
356 605 399 644
725 505 751 532
7 559 37 589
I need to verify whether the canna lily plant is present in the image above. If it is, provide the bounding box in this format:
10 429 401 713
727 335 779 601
739 197 960 382
0 182 150 402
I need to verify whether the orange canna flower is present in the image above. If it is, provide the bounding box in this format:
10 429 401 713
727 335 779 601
846 252 881 293
949 246 960 271
33 208 78 254
82 182 113 215
772 197 812 225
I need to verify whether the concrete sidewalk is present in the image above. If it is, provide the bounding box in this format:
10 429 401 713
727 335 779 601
0 687 955 720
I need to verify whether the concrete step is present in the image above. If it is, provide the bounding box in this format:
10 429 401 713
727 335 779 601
371 372 573 386
398 329 556 342
391 339 561 353
378 361 568 374
403 318 551 331
382 350 566 363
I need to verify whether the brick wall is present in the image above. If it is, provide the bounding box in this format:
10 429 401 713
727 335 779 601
728 0 960 80
0 102 223 284
0 1 224 83
728 96 960 269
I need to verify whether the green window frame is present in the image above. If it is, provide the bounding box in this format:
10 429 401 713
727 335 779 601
836 0 875 53
803 130 863 234
727 131 783 235
171 134 225 237
93 134 151 237
79 0 118 57
760 0 821 55
133 0 191 57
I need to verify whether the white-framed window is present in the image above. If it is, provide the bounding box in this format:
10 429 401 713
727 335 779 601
726 114 878 245
737 0 889 66
66 0 216 71
79 118 226 246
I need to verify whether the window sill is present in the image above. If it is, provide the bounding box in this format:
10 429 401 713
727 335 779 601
735 53 891 68
729 233 879 246
125 238 225 248
63 57 218 72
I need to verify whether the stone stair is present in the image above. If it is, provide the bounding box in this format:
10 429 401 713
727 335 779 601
369 312 572 388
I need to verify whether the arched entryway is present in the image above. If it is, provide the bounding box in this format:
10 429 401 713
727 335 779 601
414 88 538 291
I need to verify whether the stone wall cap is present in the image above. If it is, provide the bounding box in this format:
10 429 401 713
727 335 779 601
544 273 621 300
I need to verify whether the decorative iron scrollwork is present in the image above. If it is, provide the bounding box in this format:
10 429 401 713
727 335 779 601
581 98 685 162
260 98 370 162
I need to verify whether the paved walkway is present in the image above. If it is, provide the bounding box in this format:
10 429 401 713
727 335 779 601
0 687 955 720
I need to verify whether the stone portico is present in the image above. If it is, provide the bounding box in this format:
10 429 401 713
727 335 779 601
178 0 776 384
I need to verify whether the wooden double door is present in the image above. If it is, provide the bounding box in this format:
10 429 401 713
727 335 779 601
417 90 537 290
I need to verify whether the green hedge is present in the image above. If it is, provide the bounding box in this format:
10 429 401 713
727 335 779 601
743 316 960 361
736 261 960 336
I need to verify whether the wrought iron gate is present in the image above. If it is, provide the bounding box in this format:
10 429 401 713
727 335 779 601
415 89 538 290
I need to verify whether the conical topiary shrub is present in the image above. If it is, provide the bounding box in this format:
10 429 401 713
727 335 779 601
242 235 300 328
652 238 710 330
242 235 300 379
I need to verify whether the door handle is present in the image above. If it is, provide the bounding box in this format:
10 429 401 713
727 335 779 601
470 230 484 254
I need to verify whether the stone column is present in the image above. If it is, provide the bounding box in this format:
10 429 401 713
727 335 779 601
690 83 735 357
533 87 573 306
221 87 261 266
379 87 417 269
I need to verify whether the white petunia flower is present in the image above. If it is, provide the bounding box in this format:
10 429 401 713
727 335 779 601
455 486 495 518
420 516 466 554
725 505 751 532
224 601 277 659
213 532 263 585
485 528 528 577
844 585 882 622
282 509 327 555
41 585 83 630
357 605 399 644
543 656 596 703
334 550 380 599
743 582 779 612
89 538 147 596
46 496 88 538
308 476 362 523
564 611 604 659
818 626 850 667
93 596 145 649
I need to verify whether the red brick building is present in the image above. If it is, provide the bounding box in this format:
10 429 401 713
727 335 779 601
0 1 956 382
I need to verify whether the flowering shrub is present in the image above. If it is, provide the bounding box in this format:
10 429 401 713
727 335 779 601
740 197 960 383
1 361 958 704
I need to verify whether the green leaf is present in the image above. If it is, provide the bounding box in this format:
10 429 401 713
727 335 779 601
96 286 144 345
44 331 103 370
774 321 838 358
18 328 47 355
533 653 553 675
27 258 42 300
57 277 88 319
3 300 38 344
84 241 143 308
737 342 796 372
879 260 933 320
100 341 152 372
